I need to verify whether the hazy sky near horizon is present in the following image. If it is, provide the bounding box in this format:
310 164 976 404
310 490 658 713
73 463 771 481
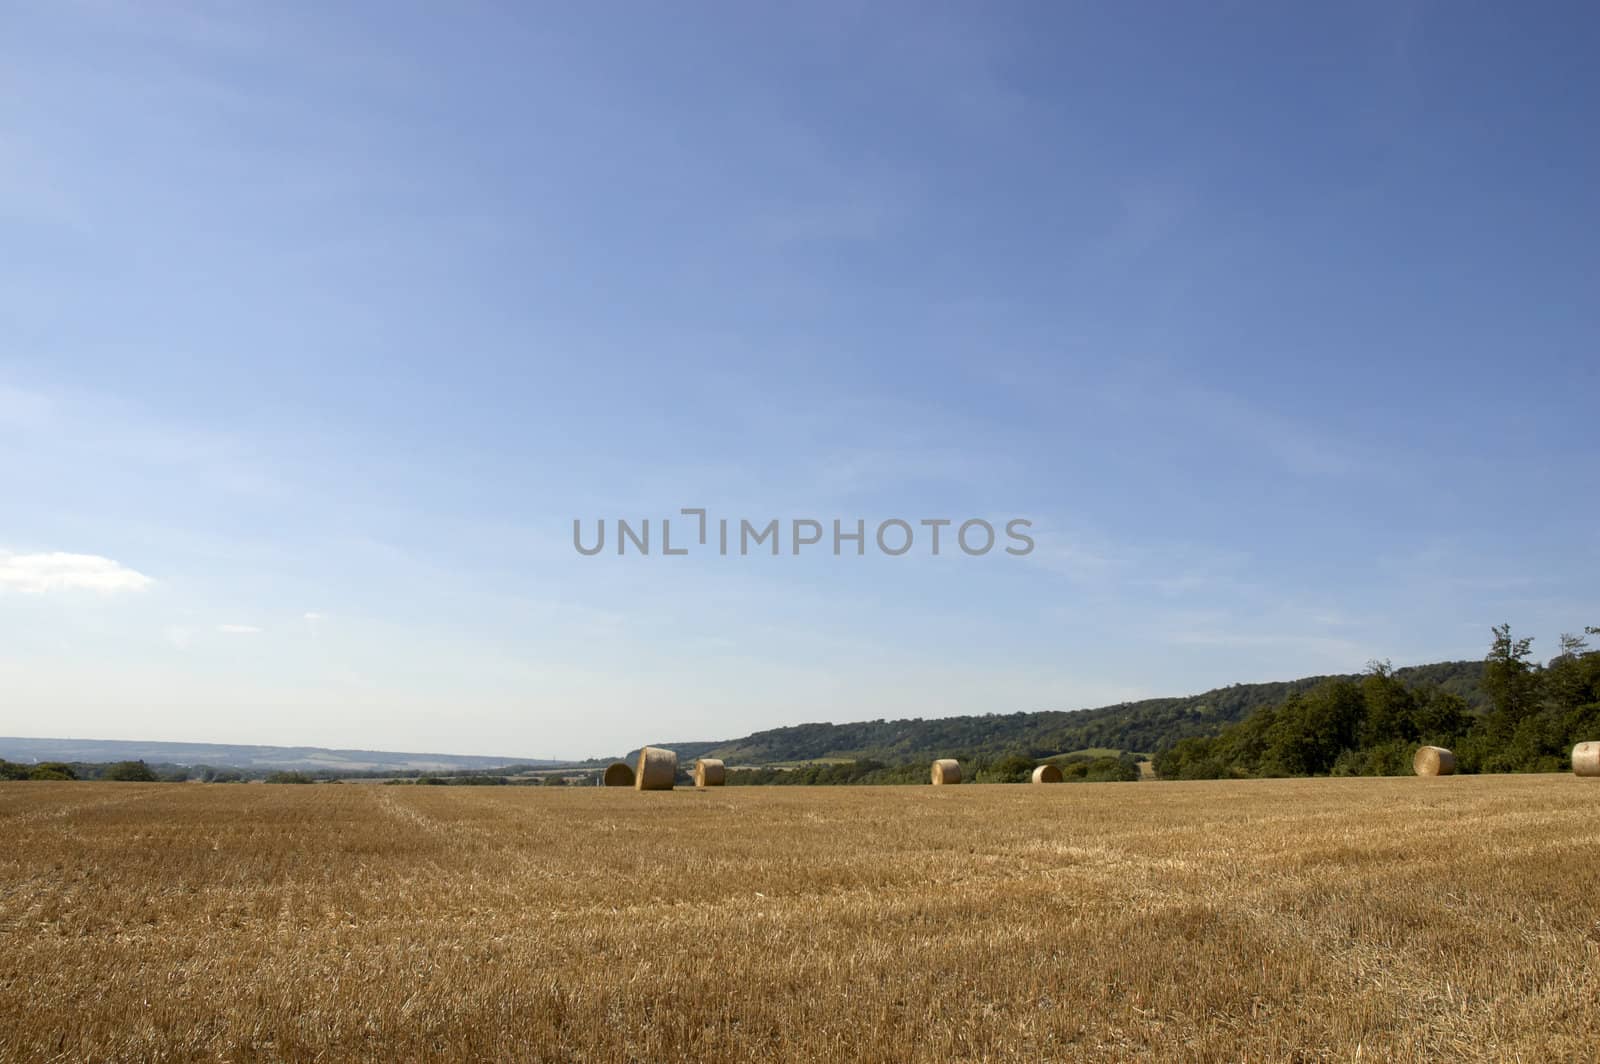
3 2 1597 760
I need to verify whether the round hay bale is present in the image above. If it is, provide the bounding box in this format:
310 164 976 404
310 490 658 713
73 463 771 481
602 761 634 787
930 758 961 785
1413 745 1456 777
693 758 726 787
1572 742 1600 777
1031 764 1063 784
635 746 677 791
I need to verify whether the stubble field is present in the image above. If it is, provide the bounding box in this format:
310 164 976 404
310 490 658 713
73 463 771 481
1 776 1597 1062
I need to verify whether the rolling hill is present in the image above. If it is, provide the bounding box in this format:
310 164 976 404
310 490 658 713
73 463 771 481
636 661 1487 766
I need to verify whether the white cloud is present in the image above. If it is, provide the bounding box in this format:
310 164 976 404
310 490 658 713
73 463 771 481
218 624 262 634
303 611 326 634
0 551 154 594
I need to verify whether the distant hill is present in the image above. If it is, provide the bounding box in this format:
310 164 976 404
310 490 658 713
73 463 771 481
12 661 1490 775
0 737 564 773
620 740 725 766
638 661 1487 766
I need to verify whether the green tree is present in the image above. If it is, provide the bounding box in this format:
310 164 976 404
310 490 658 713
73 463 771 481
1545 632 1593 710
103 760 158 782
1359 661 1420 746
1482 623 1540 731
1265 681 1363 775
981 754 1036 783
1414 690 1470 744
1154 736 1227 780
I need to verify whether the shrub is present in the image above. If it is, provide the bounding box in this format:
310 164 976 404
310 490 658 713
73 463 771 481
979 754 1036 783
103 761 157 782
1331 739 1413 777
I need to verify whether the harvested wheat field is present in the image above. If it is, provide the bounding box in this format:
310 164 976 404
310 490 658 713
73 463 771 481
2 777 1598 1062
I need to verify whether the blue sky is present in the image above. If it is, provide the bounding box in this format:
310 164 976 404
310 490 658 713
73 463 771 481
2 2 1596 759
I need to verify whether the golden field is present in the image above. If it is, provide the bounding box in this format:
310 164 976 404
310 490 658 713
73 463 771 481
2 776 1598 1062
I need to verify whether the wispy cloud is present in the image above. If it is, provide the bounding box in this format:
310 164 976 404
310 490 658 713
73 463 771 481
1022 524 1255 599
1098 364 1365 479
217 624 262 635
0 384 56 429
1180 384 1357 477
1167 628 1367 659
1096 176 1196 273
0 134 94 234
0 551 154 594
1023 538 1125 585
0 378 287 506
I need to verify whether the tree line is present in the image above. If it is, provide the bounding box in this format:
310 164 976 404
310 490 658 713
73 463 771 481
0 759 165 782
684 662 1488 766
725 752 1143 786
1155 624 1600 779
